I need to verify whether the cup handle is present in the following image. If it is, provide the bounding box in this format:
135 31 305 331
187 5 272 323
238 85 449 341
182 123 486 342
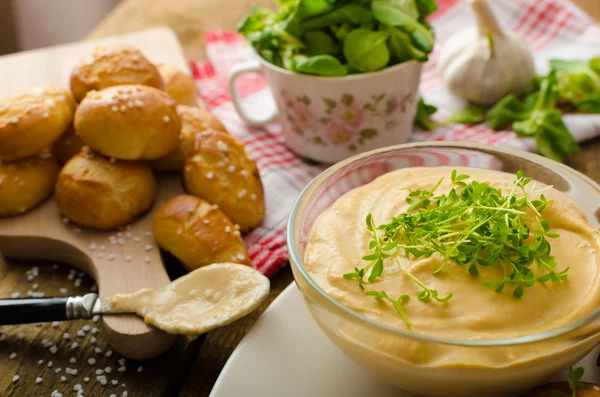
228 61 277 126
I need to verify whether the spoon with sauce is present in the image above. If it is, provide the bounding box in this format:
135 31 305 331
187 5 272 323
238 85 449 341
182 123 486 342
0 263 270 336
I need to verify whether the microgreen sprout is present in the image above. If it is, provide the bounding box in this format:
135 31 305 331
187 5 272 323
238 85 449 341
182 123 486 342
344 170 568 329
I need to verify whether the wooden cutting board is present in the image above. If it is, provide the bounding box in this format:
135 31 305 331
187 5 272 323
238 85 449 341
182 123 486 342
0 27 190 360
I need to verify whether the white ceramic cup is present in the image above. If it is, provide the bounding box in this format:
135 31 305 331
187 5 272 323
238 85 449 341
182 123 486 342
229 55 423 164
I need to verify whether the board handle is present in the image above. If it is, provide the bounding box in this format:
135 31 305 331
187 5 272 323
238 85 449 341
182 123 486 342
0 293 97 325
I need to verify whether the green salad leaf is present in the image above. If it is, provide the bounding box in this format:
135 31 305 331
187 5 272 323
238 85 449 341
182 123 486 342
443 104 486 125
238 0 436 76
294 54 348 76
414 97 437 131
343 28 390 72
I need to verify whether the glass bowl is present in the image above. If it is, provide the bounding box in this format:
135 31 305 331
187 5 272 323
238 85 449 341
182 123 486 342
287 142 600 397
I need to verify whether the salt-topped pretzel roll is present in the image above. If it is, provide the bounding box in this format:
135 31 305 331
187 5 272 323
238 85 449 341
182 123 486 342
153 195 251 272
52 124 85 165
0 85 75 161
75 85 181 160
151 105 227 172
0 150 59 217
157 64 199 107
70 44 164 102
55 153 156 230
183 130 264 231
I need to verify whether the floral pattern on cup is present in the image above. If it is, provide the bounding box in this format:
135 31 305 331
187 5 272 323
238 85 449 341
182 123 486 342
280 90 414 152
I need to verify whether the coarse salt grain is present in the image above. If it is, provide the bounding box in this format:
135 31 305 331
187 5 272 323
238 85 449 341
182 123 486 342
203 219 210 224
206 172 214 180
125 256 132 262
90 243 97 250
91 337 97 344
118 358 126 366
77 330 85 337
63 333 70 340
84 377 90 383
47 361 53 367
204 289 212 298
88 358 96 365
35 377 42 384
51 321 60 327
104 366 112 373
137 366 144 373
163 115 170 123
74 384 82 391
144 256 150 263
117 366 126 373
12 375 19 383
250 193 257 200
69 357 76 363
71 342 79 349
93 315 100 322
227 165 236 173
55 368 61 374
94 347 102 354
144 244 153 251
38 359 44 365
9 352 17 359
11 292 20 298
49 345 58 354
225 226 231 233
112 380 119 385
105 350 113 357
61 376 66 382
95 369 104 375
82 325 90 332
237 253 245 261
133 237 141 243
214 291 221 300
17 332 24 340
145 231 152 237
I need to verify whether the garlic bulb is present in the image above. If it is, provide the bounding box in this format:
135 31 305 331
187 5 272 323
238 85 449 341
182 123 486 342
437 0 535 105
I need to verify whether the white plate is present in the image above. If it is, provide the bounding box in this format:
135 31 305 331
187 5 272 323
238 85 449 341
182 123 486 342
210 283 600 397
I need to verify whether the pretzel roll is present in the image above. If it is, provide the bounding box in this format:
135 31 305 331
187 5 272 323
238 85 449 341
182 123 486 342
153 195 251 272
183 130 264 231
0 150 59 217
0 85 75 161
74 85 180 160
151 105 226 172
70 44 164 102
55 153 156 230
52 124 85 165
157 64 199 106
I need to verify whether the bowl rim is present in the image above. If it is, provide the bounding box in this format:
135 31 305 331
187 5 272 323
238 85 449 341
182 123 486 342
287 141 600 347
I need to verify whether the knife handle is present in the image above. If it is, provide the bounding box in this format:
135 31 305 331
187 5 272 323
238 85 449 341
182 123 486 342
0 293 98 325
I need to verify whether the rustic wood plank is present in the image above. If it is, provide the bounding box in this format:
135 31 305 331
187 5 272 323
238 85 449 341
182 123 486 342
0 258 196 397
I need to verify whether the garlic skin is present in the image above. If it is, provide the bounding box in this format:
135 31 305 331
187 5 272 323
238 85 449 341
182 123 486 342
437 0 535 105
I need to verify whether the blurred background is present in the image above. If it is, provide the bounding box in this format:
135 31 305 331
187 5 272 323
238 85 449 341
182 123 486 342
0 0 598 58
0 0 120 55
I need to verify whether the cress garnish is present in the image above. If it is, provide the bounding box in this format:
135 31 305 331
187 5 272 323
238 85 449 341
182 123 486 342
344 170 567 330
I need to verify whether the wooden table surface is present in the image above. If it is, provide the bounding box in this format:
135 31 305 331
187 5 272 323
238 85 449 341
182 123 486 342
1 1 599 396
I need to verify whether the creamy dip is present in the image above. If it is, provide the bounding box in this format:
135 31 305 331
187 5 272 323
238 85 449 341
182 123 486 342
305 167 600 340
110 263 270 336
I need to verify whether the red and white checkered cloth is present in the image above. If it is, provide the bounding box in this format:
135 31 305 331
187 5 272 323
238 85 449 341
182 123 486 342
189 0 600 278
